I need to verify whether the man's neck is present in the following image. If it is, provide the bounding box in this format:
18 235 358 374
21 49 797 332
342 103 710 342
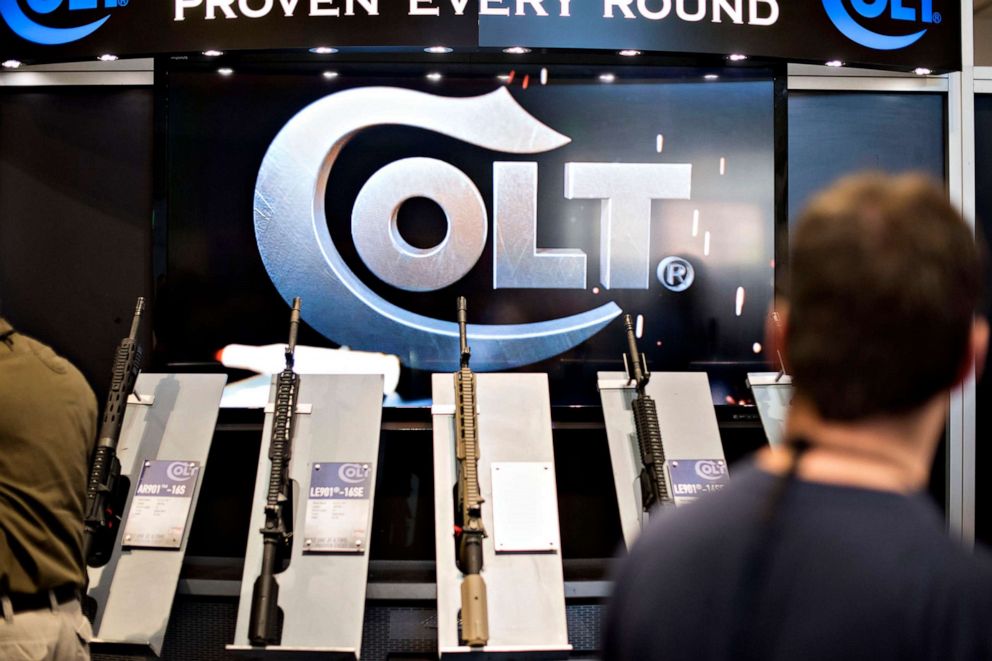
756 395 946 494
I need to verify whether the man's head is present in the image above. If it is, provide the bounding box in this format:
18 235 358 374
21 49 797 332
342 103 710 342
782 172 985 422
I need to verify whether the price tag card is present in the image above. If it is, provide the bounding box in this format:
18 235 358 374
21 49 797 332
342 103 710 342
668 459 729 503
302 462 372 554
121 460 200 549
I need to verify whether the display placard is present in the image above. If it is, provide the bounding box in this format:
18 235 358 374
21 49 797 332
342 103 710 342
668 459 729 503
121 460 200 549
302 462 372 553
490 462 560 553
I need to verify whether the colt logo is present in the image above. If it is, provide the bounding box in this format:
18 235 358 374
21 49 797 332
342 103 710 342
338 463 370 484
822 0 939 50
254 87 693 371
0 0 123 45
696 460 727 482
694 460 727 481
166 461 197 482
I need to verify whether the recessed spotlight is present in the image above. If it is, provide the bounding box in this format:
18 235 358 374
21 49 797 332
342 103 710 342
218 67 234 76
728 53 747 61
825 59 844 67
424 46 453 54
202 50 223 57
503 46 531 54
322 71 339 79
914 67 932 76
599 73 616 83
426 71 443 81
97 54 118 62
540 67 548 85
2 59 22 69
497 74 511 82
309 47 338 54
704 74 719 80
619 49 641 57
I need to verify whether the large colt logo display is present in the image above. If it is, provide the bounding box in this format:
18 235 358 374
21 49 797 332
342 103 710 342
252 82 774 373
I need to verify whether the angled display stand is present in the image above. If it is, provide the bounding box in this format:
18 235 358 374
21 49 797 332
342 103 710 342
86 373 227 656
598 371 727 549
747 372 794 448
229 373 384 659
431 372 571 660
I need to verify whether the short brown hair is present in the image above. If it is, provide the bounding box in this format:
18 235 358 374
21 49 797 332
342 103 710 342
787 173 982 421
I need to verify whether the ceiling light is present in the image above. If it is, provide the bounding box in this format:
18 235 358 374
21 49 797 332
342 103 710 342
202 50 223 57
309 47 338 54
503 46 531 54
322 71 339 79
599 73 616 83
424 46 452 54
2 60 22 69
97 54 118 62
426 71 443 81
704 74 719 80
619 49 641 57
914 67 932 76
728 53 747 61
497 74 511 82
218 67 234 76
825 60 844 67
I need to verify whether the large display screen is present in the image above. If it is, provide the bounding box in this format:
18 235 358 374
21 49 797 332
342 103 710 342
159 62 780 405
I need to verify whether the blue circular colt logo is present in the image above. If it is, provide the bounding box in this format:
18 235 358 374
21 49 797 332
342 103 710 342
822 0 939 50
0 0 119 45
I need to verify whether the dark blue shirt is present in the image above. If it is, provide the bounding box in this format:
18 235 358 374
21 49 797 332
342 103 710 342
603 464 992 661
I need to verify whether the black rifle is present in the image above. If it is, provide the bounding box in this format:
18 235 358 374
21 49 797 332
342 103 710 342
249 297 302 647
622 313 672 510
453 297 489 647
83 297 145 567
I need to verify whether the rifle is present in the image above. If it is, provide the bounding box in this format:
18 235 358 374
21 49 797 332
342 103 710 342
453 296 489 647
249 297 302 647
622 313 672 511
83 297 145 567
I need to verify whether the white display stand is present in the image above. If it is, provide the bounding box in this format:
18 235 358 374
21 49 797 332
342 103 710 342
598 371 727 548
229 373 384 659
431 373 571 660
87 373 227 656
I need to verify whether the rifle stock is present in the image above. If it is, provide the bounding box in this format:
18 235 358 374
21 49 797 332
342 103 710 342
622 314 672 510
83 297 144 567
249 297 302 647
454 296 489 647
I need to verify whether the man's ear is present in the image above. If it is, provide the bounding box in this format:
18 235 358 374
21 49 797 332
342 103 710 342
764 302 789 373
968 317 990 383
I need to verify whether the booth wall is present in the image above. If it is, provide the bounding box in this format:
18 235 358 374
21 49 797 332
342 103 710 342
0 87 154 395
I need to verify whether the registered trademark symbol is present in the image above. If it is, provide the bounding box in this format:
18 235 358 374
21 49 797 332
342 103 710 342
118 0 129 6
656 256 695 292
932 11 941 23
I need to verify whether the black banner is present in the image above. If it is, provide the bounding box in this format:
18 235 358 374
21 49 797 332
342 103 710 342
1 1 959 74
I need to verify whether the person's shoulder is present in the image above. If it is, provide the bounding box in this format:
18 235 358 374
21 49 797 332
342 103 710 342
12 328 96 409
23 333 71 375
